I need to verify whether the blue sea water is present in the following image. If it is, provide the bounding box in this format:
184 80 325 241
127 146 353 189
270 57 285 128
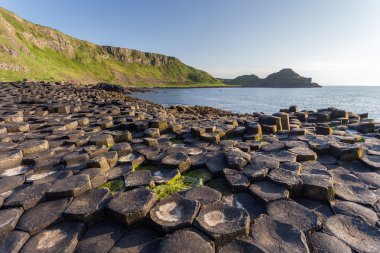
131 86 380 120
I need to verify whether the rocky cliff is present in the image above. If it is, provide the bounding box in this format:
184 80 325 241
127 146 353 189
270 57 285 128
224 68 321 87
0 7 219 85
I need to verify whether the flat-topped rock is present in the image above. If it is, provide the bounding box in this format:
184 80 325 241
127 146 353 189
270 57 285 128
47 174 92 199
149 194 200 233
181 185 222 205
20 221 85 253
222 192 265 221
308 232 352 253
158 229 215 253
325 215 380 253
106 187 157 226
64 188 111 223
251 214 310 253
16 198 71 235
248 180 289 204
0 207 23 236
334 183 378 206
300 174 334 203
242 165 269 181
194 202 250 246
74 220 126 253
109 225 159 253
219 237 268 253
331 200 379 226
0 175 24 195
161 151 191 172
267 168 303 193
124 170 155 190
289 147 317 162
225 148 250 169
0 150 23 170
0 231 30 253
267 199 322 233
330 142 363 161
3 183 51 210
223 168 250 192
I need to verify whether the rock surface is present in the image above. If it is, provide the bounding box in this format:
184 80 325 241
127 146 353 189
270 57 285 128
0 82 379 252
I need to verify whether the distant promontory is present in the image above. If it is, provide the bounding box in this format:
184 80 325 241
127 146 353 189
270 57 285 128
222 68 321 88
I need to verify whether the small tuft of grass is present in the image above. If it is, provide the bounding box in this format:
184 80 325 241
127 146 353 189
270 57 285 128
183 169 212 184
135 163 159 172
153 175 201 200
100 179 125 194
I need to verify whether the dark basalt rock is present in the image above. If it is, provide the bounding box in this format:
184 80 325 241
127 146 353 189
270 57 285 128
124 170 155 190
219 237 268 253
249 153 280 170
334 183 378 206
267 168 303 193
251 214 310 253
300 174 334 203
181 185 222 205
0 231 30 253
223 168 250 192
20 221 85 253
149 194 200 233
308 232 352 253
194 202 250 246
325 215 380 253
0 150 23 171
151 168 180 184
3 183 51 210
158 228 215 253
242 165 269 181
0 207 23 236
225 148 251 170
74 220 126 253
295 198 334 222
248 180 289 204
330 142 363 161
160 151 191 172
64 188 111 223
106 187 157 226
267 199 322 233
269 150 297 163
289 147 317 162
0 175 25 195
16 198 71 235
32 170 73 185
47 174 92 199
360 154 380 170
331 200 379 227
109 225 159 253
222 192 265 221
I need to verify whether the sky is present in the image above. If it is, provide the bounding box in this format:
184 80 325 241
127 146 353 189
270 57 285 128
1 0 380 85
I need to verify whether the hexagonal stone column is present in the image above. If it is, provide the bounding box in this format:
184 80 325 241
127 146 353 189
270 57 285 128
106 187 157 226
3 183 51 210
47 174 92 199
248 181 289 204
16 198 71 235
161 151 191 172
158 229 215 253
325 215 380 253
267 199 322 233
0 231 30 253
149 194 200 233
64 188 112 223
251 215 309 253
194 202 250 246
0 207 23 236
20 221 85 253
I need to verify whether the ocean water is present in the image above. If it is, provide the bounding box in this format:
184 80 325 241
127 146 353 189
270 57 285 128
131 86 380 120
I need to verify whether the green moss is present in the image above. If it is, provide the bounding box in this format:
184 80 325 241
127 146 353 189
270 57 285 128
100 180 125 194
183 169 212 184
153 175 201 200
206 178 232 196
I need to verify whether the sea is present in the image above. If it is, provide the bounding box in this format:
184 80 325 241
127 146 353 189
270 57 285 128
130 86 380 121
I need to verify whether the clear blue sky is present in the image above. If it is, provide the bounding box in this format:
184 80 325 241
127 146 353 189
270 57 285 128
1 0 379 85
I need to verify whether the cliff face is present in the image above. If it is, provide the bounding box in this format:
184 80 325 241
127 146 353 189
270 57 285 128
0 7 218 85
224 68 321 87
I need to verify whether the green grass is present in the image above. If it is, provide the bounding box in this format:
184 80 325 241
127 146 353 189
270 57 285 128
0 7 221 86
183 169 212 183
153 175 200 200
100 180 126 194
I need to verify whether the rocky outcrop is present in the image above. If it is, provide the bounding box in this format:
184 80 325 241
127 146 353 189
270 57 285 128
224 68 321 87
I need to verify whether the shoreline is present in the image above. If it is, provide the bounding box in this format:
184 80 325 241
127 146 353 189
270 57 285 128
0 81 379 252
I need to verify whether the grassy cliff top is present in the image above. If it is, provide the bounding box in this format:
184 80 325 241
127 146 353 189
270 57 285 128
0 7 220 86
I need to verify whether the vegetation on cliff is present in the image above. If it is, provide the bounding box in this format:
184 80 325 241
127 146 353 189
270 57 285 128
0 7 219 86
